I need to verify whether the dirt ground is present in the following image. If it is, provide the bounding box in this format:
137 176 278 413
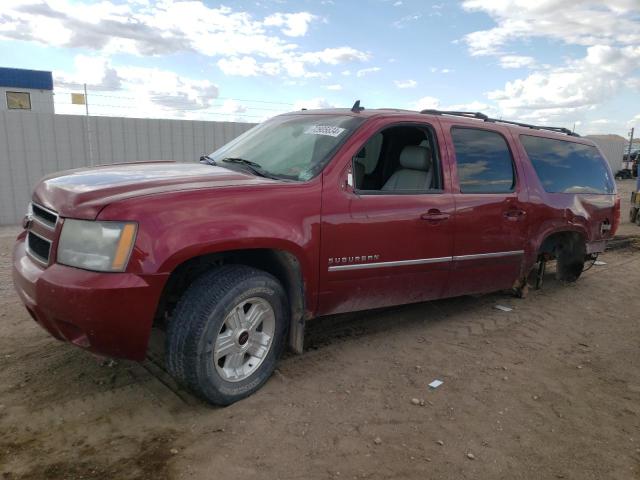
1 180 639 480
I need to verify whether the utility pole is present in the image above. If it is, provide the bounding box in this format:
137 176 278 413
83 83 89 116
84 83 94 166
628 127 635 160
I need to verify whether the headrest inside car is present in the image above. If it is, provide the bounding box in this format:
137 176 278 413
399 145 431 171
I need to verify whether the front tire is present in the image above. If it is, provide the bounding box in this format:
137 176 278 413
166 265 289 405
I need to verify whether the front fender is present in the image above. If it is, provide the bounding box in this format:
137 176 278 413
96 182 322 311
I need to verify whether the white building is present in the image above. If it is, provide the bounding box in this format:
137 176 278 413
0 67 54 113
585 134 627 173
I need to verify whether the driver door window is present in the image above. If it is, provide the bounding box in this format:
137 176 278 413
353 125 442 193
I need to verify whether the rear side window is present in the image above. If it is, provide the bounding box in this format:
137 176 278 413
520 135 614 194
451 128 515 193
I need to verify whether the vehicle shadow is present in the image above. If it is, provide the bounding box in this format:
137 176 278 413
299 264 567 354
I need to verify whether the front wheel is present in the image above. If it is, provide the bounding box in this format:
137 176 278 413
166 265 289 405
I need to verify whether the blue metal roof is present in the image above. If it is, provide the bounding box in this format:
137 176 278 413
0 67 53 90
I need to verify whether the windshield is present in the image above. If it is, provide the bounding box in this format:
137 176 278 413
209 114 364 180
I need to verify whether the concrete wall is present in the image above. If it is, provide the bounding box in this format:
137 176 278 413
0 111 255 225
0 88 54 113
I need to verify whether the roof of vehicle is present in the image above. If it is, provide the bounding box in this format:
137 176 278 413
286 107 594 145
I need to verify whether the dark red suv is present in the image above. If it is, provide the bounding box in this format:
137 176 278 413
13 106 620 405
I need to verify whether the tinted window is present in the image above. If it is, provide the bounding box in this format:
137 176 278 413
520 135 614 194
451 128 515 193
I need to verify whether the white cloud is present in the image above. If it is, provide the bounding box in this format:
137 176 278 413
218 99 247 114
393 13 421 28
214 99 250 121
0 2 369 79
356 67 381 77
300 47 371 65
499 55 535 69
292 98 335 111
54 55 220 116
217 56 280 77
263 12 316 37
462 1 640 56
625 77 640 91
414 96 440 111
487 45 640 119
430 67 453 74
411 98 494 115
325 84 343 91
445 101 491 113
393 1 403 6
55 55 122 91
394 79 417 88
458 1 640 129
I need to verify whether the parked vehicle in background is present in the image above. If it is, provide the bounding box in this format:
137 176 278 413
629 172 640 225
617 151 639 179
13 104 620 405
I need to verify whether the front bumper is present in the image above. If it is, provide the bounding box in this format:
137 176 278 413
12 234 167 361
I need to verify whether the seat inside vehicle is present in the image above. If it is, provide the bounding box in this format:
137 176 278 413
382 145 432 191
353 125 440 192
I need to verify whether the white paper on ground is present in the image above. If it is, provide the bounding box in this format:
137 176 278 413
428 379 444 389
594 260 607 266
494 304 513 312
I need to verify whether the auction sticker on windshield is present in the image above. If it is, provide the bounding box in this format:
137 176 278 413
304 125 346 137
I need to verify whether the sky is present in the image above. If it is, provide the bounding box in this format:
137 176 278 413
0 0 639 136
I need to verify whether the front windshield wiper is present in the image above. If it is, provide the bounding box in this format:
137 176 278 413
199 154 217 166
221 157 281 180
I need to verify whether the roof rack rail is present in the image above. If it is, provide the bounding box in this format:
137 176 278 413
419 109 579 137
420 109 489 121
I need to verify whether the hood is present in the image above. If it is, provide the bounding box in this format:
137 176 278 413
33 161 274 219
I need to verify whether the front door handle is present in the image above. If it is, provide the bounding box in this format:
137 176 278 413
504 209 526 221
421 210 450 222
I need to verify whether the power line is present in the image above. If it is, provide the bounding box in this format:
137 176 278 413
53 89 296 106
52 100 268 119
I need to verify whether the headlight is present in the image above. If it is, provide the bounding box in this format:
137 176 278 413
57 219 137 272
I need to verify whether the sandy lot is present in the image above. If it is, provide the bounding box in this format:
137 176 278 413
1 181 639 480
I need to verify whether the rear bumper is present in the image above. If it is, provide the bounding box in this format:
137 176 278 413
12 234 167 361
586 240 607 254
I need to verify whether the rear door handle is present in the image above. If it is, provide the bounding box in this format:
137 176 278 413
504 209 526 221
421 210 450 222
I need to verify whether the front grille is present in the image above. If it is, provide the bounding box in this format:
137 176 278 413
27 231 51 264
32 203 58 229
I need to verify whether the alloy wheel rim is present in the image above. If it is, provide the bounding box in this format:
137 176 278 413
213 297 276 382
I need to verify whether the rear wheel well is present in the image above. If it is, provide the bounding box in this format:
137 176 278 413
538 231 586 258
538 231 587 282
155 249 306 352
